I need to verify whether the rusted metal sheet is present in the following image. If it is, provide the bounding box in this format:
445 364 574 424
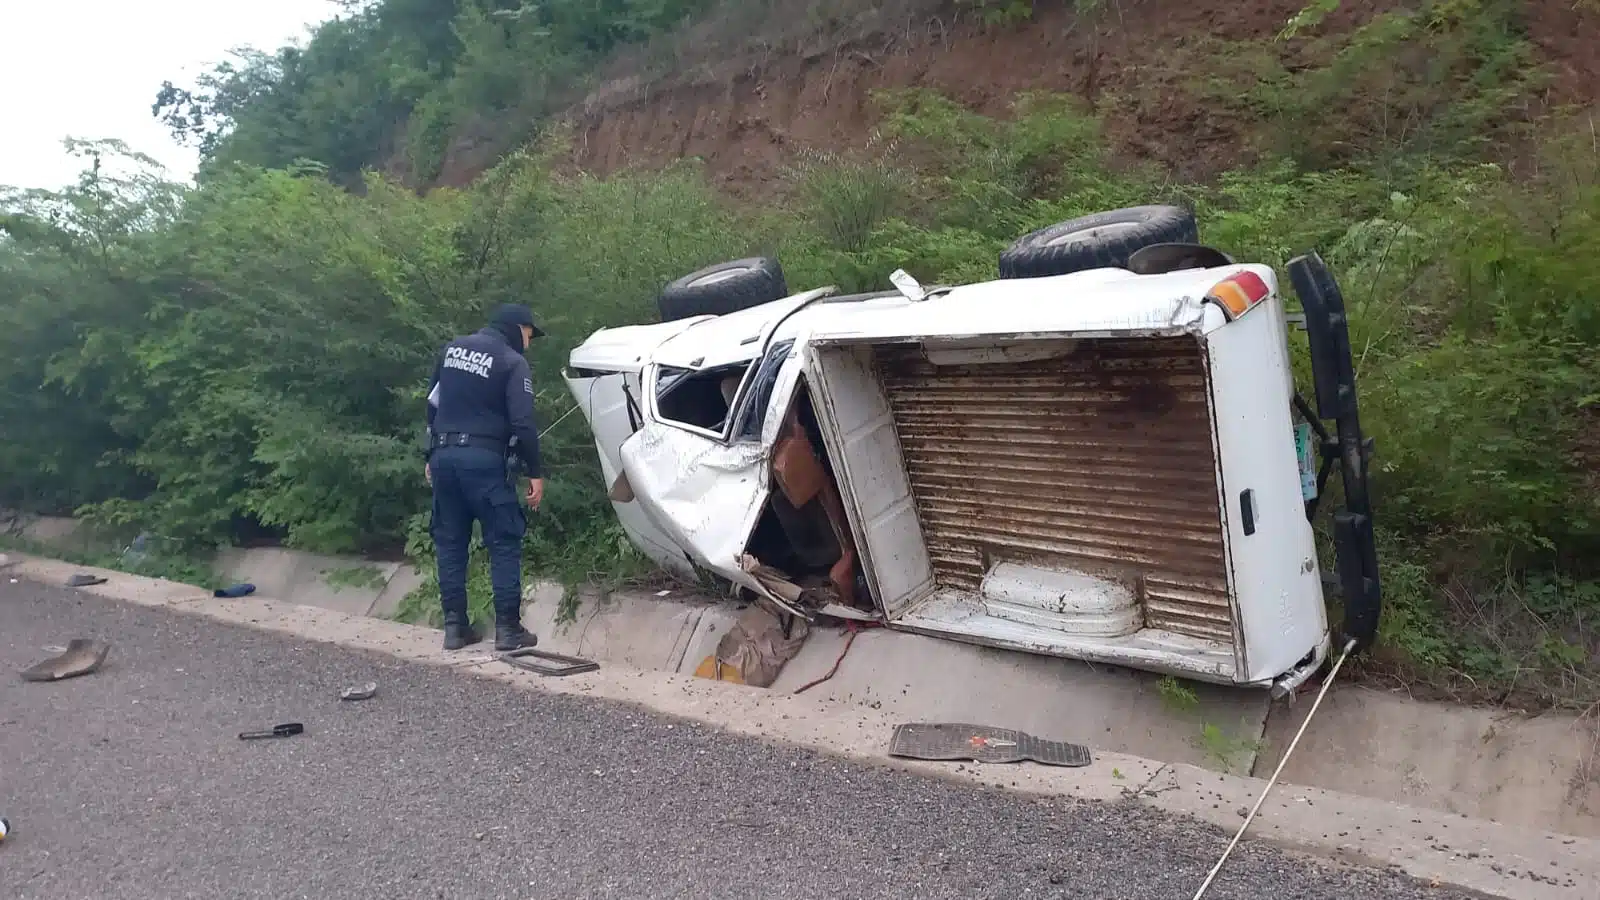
872 337 1234 645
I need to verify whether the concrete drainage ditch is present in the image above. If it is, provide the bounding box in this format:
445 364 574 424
517 581 1600 842
518 581 1276 775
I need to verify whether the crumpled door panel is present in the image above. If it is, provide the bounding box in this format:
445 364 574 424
618 422 770 579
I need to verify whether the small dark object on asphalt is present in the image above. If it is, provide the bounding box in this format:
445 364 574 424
65 574 108 588
213 583 256 598
340 681 378 701
498 647 599 677
888 723 1093 768
239 722 305 740
20 638 111 682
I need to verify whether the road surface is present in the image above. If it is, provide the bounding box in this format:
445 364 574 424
1 578 1469 899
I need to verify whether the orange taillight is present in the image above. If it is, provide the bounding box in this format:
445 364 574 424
1206 271 1271 319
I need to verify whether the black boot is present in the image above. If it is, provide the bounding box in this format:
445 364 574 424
443 619 482 651
495 622 538 652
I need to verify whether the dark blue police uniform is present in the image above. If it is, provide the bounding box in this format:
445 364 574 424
425 304 544 651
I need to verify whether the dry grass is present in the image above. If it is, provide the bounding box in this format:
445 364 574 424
1356 569 1600 714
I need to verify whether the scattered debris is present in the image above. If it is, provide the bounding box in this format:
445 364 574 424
339 681 378 702
693 602 808 688
65 573 107 588
213 583 256 598
239 723 304 740
498 647 599 677
887 723 1093 768
20 639 111 683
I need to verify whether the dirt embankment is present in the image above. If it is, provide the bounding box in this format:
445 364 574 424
430 0 1592 193
555 0 1341 190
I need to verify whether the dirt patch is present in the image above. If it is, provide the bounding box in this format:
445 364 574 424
435 119 515 190
1524 0 1600 109
548 0 1414 191
420 0 1599 191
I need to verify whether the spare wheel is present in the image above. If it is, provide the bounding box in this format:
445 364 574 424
657 257 789 322
998 205 1198 279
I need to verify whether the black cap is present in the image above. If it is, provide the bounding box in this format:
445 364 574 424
489 303 545 339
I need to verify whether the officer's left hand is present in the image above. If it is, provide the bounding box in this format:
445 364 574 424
525 477 544 511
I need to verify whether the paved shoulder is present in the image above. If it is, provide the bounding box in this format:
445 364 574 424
0 581 1471 900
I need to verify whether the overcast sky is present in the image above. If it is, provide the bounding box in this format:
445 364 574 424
1 0 339 191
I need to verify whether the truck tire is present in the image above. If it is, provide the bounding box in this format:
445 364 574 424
658 257 789 322
998 205 1199 279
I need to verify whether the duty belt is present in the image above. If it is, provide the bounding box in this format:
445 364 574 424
431 432 507 455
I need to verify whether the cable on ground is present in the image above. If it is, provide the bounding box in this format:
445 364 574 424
1190 637 1358 900
792 620 880 695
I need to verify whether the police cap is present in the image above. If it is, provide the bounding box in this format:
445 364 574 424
490 303 545 339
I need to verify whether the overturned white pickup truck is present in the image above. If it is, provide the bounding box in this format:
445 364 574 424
565 205 1380 696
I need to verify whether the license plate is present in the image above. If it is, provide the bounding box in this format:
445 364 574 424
1294 422 1317 501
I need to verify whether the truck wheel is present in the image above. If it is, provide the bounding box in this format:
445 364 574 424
658 257 789 322
998 205 1199 279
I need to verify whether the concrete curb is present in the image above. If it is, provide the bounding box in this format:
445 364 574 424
11 553 1597 899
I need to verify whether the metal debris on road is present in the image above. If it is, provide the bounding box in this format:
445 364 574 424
239 723 305 740
498 647 599 677
19 638 111 682
339 681 378 702
65 574 108 588
887 723 1093 768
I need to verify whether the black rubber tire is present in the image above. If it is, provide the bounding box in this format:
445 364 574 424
657 257 789 322
998 205 1199 280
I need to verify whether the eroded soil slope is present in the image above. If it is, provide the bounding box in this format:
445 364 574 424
433 0 1597 190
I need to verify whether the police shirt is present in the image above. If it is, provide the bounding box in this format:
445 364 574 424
426 327 542 478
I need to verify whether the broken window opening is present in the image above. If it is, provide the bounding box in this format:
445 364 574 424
748 496 839 576
744 379 874 614
734 338 796 442
654 362 752 433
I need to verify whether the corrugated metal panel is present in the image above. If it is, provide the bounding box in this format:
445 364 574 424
873 337 1234 644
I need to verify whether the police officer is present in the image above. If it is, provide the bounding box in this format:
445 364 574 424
424 303 545 652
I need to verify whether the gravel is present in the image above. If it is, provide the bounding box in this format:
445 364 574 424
0 580 1472 899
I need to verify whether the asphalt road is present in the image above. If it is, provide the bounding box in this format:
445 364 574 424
0 579 1471 900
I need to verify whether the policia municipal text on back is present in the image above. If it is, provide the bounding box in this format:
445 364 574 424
423 303 546 652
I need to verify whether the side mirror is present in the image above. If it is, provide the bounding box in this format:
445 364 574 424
890 269 928 303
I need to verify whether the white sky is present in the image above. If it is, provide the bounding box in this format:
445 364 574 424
0 0 340 191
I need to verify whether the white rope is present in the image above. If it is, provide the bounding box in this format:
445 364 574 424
537 402 581 440
1191 638 1358 900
